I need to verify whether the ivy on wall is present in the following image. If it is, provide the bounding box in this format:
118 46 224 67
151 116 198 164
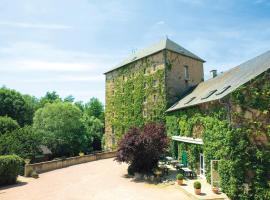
166 70 270 200
106 57 167 146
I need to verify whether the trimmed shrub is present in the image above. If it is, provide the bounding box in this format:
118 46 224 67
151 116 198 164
0 155 24 185
194 181 201 189
176 173 184 180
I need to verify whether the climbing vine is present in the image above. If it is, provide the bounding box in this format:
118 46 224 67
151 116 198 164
166 70 270 200
106 56 167 146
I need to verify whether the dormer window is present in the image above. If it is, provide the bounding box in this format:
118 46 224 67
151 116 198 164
153 95 157 102
184 65 189 80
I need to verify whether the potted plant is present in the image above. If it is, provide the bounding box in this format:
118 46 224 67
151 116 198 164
194 181 201 195
212 183 219 194
176 174 184 185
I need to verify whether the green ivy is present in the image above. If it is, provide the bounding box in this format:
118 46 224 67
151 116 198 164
106 58 167 144
166 70 270 200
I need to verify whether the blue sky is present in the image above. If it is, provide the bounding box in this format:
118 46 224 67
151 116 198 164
0 0 270 103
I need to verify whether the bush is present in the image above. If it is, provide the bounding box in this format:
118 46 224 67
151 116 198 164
0 126 41 159
0 116 19 135
0 155 24 185
176 173 184 180
115 123 169 174
194 181 201 189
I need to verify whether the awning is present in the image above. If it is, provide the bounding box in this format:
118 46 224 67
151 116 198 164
172 136 203 145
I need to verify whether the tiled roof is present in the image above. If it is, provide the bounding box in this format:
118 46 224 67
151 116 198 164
104 38 205 74
167 50 270 112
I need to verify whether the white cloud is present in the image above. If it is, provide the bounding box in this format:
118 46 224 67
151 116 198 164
0 21 71 30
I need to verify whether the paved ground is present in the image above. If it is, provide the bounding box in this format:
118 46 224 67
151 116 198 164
0 158 192 200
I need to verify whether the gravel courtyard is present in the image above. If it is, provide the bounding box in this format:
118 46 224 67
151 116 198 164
0 158 191 200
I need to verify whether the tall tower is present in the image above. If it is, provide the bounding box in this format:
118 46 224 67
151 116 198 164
104 38 205 149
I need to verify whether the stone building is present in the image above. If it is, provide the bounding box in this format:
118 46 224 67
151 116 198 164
104 38 205 149
166 51 270 198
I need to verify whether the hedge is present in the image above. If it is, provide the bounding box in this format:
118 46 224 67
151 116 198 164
0 155 24 185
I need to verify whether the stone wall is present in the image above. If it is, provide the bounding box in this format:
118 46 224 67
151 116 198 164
165 50 204 106
24 151 116 177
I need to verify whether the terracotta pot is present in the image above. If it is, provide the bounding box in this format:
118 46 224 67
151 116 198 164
212 187 219 194
194 188 201 195
177 179 183 185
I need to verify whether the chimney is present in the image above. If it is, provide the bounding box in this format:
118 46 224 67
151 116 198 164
210 69 217 78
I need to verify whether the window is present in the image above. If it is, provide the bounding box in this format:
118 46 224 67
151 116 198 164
153 79 158 87
201 90 217 100
112 126 115 134
143 96 147 104
216 86 231 95
143 109 147 117
144 82 147 89
184 65 189 80
153 95 157 102
185 97 196 105
153 64 157 71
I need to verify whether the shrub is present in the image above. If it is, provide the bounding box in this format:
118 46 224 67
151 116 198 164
0 126 41 159
176 173 184 180
0 155 24 185
115 123 169 174
194 181 201 189
0 116 19 135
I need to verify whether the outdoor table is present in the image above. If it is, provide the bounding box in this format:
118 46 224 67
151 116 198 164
181 167 194 178
170 160 179 167
175 163 184 170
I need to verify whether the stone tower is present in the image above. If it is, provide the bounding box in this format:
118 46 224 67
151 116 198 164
104 38 205 149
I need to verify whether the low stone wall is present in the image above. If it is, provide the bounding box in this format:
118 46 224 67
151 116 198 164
24 151 116 177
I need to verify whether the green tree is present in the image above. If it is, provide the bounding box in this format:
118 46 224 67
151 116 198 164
82 115 104 151
38 91 61 108
33 102 87 157
0 126 41 159
0 87 33 126
74 101 85 112
0 116 20 135
85 98 104 122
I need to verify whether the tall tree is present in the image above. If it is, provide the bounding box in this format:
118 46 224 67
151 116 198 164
33 102 87 157
0 87 33 126
85 98 104 122
38 91 61 108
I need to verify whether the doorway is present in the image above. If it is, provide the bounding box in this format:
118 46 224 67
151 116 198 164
200 153 205 178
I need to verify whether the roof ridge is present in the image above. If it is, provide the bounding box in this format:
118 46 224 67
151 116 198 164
104 38 205 74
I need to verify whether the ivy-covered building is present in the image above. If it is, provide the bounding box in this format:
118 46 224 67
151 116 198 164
104 38 205 149
166 51 270 199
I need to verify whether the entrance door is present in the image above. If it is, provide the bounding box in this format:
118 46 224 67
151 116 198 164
200 153 205 178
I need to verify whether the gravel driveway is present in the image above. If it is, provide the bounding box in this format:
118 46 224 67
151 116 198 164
0 158 191 200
